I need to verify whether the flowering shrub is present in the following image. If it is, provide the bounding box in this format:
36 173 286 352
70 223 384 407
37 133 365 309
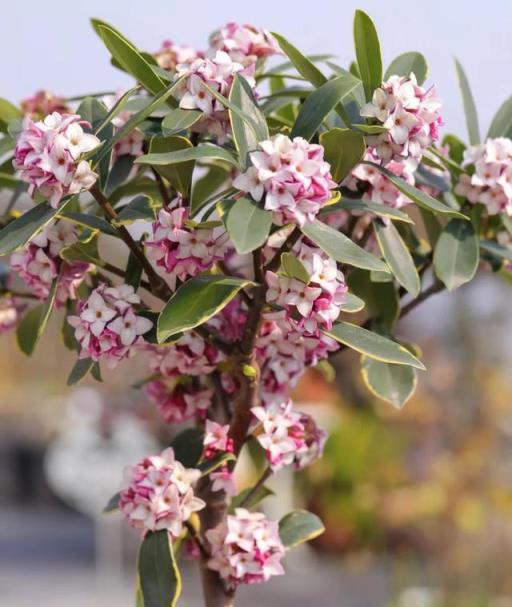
0 8 511 607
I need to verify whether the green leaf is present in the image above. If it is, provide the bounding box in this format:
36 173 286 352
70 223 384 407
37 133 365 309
480 239 512 261
319 128 365 182
347 269 398 326
224 196 272 254
352 123 388 134
353 10 382 101
59 211 118 237
454 59 480 145
93 86 139 135
368 162 468 218
190 166 231 216
125 250 144 290
487 96 512 139
279 510 325 550
115 195 156 224
16 304 43 356
91 19 167 96
229 485 274 512
270 33 327 88
384 52 428 85
0 199 72 255
280 252 310 283
171 427 204 468
374 221 420 297
326 199 413 223
161 108 202 136
229 74 269 168
340 292 365 313
197 453 236 476
136 143 239 169
149 136 194 196
301 219 388 273
0 98 22 128
138 530 181 607
67 358 95 386
103 492 121 513
325 321 425 369
105 155 135 196
291 75 360 141
60 235 104 267
361 356 417 408
433 218 479 290
157 275 253 341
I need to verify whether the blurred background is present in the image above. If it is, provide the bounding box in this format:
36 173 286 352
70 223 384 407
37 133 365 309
2 1 512 606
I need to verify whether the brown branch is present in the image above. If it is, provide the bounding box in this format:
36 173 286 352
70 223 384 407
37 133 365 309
266 227 301 273
399 279 445 319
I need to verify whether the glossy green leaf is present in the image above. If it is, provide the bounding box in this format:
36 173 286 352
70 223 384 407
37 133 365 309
374 221 420 296
340 292 365 313
60 235 104 267
91 19 167 95
138 530 181 607
301 219 388 273
353 10 382 101
0 199 72 255
60 211 118 237
347 268 399 326
325 321 425 369
281 252 310 283
125 250 144 290
433 218 479 290
157 275 254 341
454 59 480 145
487 96 512 139
103 492 121 513
16 304 43 356
229 485 275 512
105 155 135 196
320 128 365 182
480 239 512 261
190 166 231 216
0 98 22 129
361 356 417 408
384 52 428 85
149 136 194 196
291 75 360 140
136 143 239 169
326 199 413 223
67 358 95 386
270 33 327 88
224 196 272 254
161 108 202 136
197 453 236 476
279 510 325 550
171 427 204 468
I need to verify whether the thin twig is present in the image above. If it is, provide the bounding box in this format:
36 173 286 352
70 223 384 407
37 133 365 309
266 228 301 273
400 279 445 319
184 521 210 559
238 467 272 508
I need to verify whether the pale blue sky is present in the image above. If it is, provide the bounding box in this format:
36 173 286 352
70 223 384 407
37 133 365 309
1 0 511 140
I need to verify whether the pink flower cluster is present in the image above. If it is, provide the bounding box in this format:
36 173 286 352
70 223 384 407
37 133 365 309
208 22 281 66
361 73 442 164
256 310 339 399
266 241 347 334
68 284 153 367
206 508 285 588
146 380 213 424
234 134 337 227
252 399 327 471
20 90 69 120
175 50 255 142
10 220 90 303
154 40 202 72
343 149 415 209
0 297 24 333
102 92 145 159
145 202 229 289
455 137 512 215
119 447 205 536
14 112 100 208
203 421 236 496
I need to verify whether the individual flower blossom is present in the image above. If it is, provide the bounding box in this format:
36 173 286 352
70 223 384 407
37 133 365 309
146 379 213 424
9 220 91 304
20 90 69 119
203 420 233 459
265 241 347 334
67 284 153 368
154 40 202 72
234 134 337 227
144 201 229 289
360 73 442 164
13 112 101 207
206 508 285 588
0 296 25 333
208 22 281 66
102 91 145 159
119 447 205 536
210 468 237 496
174 50 255 142
343 148 416 209
455 137 512 215
252 399 326 471
148 332 223 378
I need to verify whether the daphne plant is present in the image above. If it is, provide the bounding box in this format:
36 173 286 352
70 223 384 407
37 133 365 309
0 10 511 607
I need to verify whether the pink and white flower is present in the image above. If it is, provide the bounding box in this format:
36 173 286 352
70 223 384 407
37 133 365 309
206 508 285 588
20 90 69 120
208 23 281 66
455 137 512 215
154 40 202 72
145 201 229 289
0 296 25 332
67 284 152 367
146 380 213 424
360 73 442 164
203 420 233 458
234 134 337 227
119 447 205 536
14 112 100 208
102 91 145 159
